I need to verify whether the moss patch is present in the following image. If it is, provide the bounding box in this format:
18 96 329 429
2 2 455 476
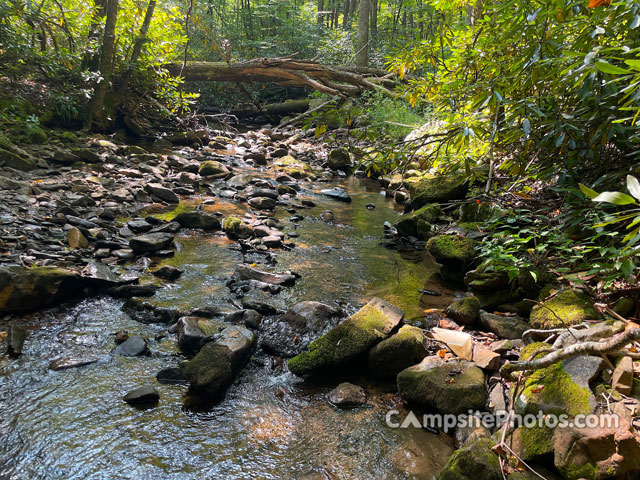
427 235 478 282
406 173 469 209
437 436 502 480
529 289 599 329
395 203 442 238
445 296 480 325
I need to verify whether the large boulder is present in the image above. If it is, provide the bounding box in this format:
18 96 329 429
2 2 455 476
394 203 442 239
0 266 82 314
427 235 478 282
553 415 640 480
406 173 469 209
287 298 404 376
368 325 427 380
184 325 256 401
397 356 487 415
529 289 600 329
327 148 352 170
260 301 345 357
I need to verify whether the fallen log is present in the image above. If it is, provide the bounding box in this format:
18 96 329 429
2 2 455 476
164 57 400 97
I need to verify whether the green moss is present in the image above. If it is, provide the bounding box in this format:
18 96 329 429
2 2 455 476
406 173 469 209
60 131 80 144
518 358 592 417
437 436 502 480
184 343 233 397
427 235 477 262
273 155 315 179
198 160 228 176
395 203 442 238
514 424 554 460
368 325 426 379
288 303 390 376
445 296 480 325
529 289 599 329
223 216 253 239
458 201 498 222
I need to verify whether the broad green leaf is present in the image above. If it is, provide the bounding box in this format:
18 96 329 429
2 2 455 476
595 61 630 75
627 175 640 200
592 191 637 205
625 59 640 71
579 183 599 199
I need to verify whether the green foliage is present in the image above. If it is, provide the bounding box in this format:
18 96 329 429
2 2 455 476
389 0 640 177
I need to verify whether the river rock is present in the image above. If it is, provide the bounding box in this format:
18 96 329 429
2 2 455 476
437 436 502 480
427 235 478 282
198 160 229 177
123 298 182 324
144 183 179 203
67 226 89 248
320 187 352 203
327 148 351 170
406 173 469 209
0 266 81 314
225 309 263 329
129 232 174 253
248 196 277 210
612 356 634 395
327 382 367 407
553 415 640 480
123 385 160 405
368 325 428 380
260 301 345 357
152 265 183 281
127 219 153 233
112 335 148 356
445 296 480 325
176 316 223 353
49 357 98 371
156 366 187 384
184 325 256 401
288 298 403 376
397 356 487 415
529 288 600 329
7 324 26 356
223 217 254 239
395 203 442 239
106 283 159 298
235 264 296 286
479 311 529 340
174 211 221 230
168 130 208 145
472 345 501 371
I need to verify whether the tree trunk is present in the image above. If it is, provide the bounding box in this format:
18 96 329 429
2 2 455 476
465 0 482 26
114 0 157 111
317 0 324 24
370 0 378 39
88 0 119 129
356 0 370 67
342 0 352 29
164 58 400 97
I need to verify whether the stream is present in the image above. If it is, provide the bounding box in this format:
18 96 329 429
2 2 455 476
0 141 457 479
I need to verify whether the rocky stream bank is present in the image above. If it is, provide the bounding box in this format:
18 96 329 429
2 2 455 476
1 123 639 480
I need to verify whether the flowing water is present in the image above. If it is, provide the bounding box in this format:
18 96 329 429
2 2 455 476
0 174 456 479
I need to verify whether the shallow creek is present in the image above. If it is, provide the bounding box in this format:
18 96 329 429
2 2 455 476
0 173 457 479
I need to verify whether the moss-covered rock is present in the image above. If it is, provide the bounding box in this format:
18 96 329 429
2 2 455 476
273 155 315 179
287 298 404 376
198 160 229 177
479 310 529 339
406 173 469 209
437 436 502 480
397 356 487 414
515 342 601 417
510 424 555 462
368 325 427 380
60 131 80 144
529 289 600 329
515 269 556 299
0 266 82 314
174 211 221 231
458 201 500 222
0 148 35 171
223 217 254 239
464 266 510 292
26 126 48 144
394 203 442 238
445 296 480 325
427 235 478 282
